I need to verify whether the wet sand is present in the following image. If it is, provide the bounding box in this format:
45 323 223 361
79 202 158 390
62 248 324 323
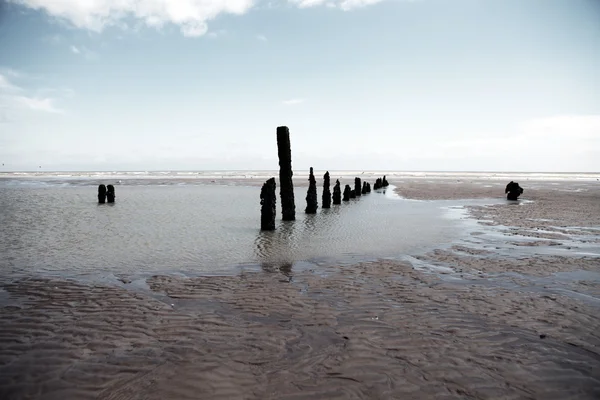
1 178 599 399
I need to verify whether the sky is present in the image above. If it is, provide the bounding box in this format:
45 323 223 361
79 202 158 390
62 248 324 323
0 0 599 172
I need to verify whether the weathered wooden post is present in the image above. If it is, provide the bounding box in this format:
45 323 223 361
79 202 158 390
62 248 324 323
374 178 382 190
322 171 331 209
354 177 362 197
106 184 115 203
260 177 277 230
305 167 318 214
382 175 389 187
366 182 371 192
98 184 106 204
277 126 295 220
505 181 524 200
362 181 368 194
332 179 341 205
343 185 352 201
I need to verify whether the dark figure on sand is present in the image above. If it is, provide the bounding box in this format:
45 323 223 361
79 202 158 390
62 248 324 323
505 181 524 200
332 180 342 205
106 185 116 203
260 178 277 230
98 184 106 204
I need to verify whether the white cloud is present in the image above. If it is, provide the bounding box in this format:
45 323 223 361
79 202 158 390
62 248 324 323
11 0 388 37
290 0 383 9
282 98 305 105
0 71 66 118
291 0 327 7
15 96 62 113
208 29 228 38
256 34 267 41
69 45 99 60
10 0 256 37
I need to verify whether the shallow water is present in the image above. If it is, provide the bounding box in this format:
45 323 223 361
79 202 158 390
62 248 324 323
0 180 487 280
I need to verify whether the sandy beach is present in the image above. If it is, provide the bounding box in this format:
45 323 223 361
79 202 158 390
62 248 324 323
1 178 599 399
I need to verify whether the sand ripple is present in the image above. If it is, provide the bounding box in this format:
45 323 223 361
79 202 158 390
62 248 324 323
1 260 599 399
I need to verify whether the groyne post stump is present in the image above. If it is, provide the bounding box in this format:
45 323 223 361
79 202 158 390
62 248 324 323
260 177 277 230
98 184 106 204
505 181 524 200
106 185 115 203
305 167 318 214
276 126 296 221
333 179 342 205
343 185 352 201
322 171 331 209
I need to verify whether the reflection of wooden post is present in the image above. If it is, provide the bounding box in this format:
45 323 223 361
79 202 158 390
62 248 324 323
332 179 341 205
305 167 318 214
260 178 277 230
276 126 295 221
322 171 331 209
343 185 352 201
354 177 362 197
107 185 115 203
98 184 106 204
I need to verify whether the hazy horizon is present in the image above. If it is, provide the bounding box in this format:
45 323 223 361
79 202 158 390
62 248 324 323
1 0 599 172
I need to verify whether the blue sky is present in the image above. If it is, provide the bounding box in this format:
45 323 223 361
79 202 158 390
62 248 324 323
0 0 599 171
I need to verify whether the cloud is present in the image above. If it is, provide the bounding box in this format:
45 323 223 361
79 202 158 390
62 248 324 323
15 96 62 113
207 29 228 39
256 34 267 41
11 0 388 37
10 0 256 37
282 98 305 105
290 0 383 9
0 71 66 118
70 45 99 60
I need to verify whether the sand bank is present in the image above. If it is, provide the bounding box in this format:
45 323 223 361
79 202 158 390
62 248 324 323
1 178 599 399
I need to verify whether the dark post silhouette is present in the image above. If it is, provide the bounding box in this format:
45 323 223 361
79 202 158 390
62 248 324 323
332 179 342 205
382 175 389 187
366 182 371 192
354 177 362 197
374 178 382 190
322 171 331 209
260 177 277 230
277 126 295 221
305 167 318 214
505 181 524 200
361 181 368 194
98 184 106 204
343 185 352 201
350 188 356 199
106 185 115 203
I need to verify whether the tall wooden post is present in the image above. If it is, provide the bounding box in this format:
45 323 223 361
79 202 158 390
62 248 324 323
277 126 295 221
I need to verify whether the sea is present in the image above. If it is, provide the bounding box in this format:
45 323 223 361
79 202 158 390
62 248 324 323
1 170 598 284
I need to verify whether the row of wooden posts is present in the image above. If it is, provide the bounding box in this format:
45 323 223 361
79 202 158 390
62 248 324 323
260 126 389 231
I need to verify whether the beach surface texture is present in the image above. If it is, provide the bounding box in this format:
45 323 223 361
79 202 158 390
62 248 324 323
0 173 599 399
